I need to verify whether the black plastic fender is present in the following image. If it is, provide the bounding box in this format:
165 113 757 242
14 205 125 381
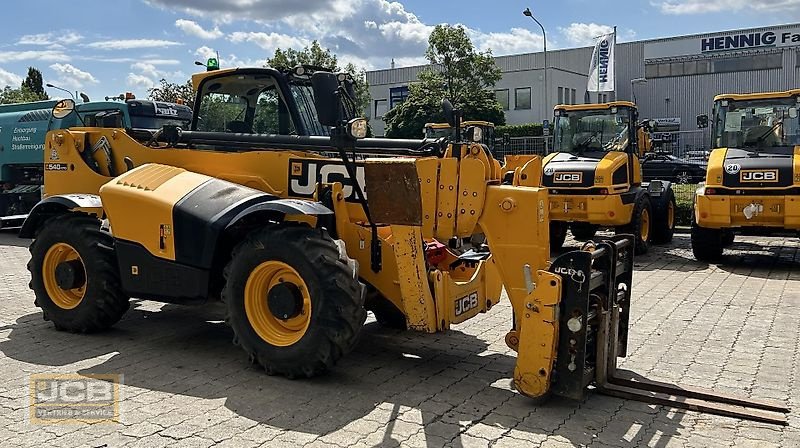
19 194 103 238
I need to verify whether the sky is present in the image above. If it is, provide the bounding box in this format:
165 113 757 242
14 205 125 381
1 0 800 102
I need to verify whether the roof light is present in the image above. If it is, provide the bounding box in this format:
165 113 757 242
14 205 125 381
125 92 135 100
206 57 219 71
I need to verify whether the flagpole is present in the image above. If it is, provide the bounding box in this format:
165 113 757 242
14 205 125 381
613 26 617 102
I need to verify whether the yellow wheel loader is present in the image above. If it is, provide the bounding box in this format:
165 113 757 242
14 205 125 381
544 102 676 254
693 89 800 261
18 65 787 424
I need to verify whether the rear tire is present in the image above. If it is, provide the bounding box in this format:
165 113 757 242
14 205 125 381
550 221 568 251
223 225 366 378
652 189 676 244
570 223 599 241
617 194 652 255
28 213 129 333
722 230 735 247
691 212 723 261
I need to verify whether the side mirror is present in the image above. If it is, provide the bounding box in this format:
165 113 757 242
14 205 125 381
311 71 341 127
52 98 76 119
697 114 709 129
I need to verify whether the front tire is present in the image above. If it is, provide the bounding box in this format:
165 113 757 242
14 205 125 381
652 189 676 244
223 225 366 378
28 213 129 332
690 211 723 261
617 194 653 255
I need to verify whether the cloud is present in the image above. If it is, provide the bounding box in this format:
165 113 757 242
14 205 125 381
475 27 546 55
86 39 183 50
228 32 308 51
0 50 69 62
559 23 614 47
127 73 156 89
18 31 83 46
0 68 23 88
49 63 99 89
175 19 224 39
656 0 800 14
144 0 335 22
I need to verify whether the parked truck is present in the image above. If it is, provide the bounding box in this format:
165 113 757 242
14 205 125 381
0 96 191 228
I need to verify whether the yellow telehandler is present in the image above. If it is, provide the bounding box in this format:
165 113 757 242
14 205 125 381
18 64 787 424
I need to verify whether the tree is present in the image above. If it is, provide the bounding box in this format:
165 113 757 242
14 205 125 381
383 25 505 138
147 79 195 108
0 86 47 105
267 41 371 118
22 67 48 100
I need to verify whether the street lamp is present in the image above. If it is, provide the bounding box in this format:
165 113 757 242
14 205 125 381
631 77 647 104
523 7 547 122
45 83 76 101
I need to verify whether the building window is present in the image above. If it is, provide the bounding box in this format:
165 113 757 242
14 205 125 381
571 88 577 105
644 51 782 79
374 99 388 118
495 89 509 110
389 86 409 109
515 87 531 110
558 87 564 105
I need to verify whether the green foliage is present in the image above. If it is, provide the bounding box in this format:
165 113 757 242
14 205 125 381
384 25 505 138
0 86 48 105
0 66 49 105
495 123 548 137
147 79 195 108
267 40 370 116
673 183 696 227
22 67 47 100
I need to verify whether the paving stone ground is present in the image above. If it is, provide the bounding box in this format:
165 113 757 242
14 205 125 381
0 230 798 447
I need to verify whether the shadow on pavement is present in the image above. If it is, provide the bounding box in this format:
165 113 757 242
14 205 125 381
0 300 692 448
0 230 30 248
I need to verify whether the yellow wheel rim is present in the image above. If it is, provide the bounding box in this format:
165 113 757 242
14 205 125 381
244 261 311 347
640 208 651 242
667 201 675 229
42 243 86 310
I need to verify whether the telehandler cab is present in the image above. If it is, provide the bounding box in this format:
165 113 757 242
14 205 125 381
19 64 788 424
693 89 800 260
544 102 676 254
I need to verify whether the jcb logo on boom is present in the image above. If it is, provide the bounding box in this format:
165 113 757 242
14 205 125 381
553 172 583 183
740 169 778 183
288 159 366 202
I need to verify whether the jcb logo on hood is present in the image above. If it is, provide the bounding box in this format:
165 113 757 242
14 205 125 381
553 172 583 183
740 169 778 183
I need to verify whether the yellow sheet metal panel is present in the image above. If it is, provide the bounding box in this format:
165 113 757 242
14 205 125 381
455 158 487 237
434 158 458 240
99 164 210 261
390 225 437 332
595 152 627 188
706 148 727 185
714 89 800 102
514 270 562 398
416 158 440 239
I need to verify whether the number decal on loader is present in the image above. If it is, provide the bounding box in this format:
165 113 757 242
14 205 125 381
455 291 479 317
288 159 367 202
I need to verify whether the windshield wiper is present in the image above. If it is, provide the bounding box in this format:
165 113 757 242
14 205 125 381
745 120 784 150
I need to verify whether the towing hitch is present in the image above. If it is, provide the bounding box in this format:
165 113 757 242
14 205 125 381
550 236 790 425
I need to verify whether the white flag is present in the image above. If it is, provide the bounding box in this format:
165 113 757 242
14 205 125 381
587 31 615 92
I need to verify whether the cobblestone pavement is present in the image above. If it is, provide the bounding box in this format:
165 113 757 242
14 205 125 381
0 230 798 447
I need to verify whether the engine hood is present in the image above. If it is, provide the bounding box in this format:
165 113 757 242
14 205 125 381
718 147 797 188
542 151 627 188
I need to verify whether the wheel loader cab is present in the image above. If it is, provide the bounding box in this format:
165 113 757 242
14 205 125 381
691 89 800 260
544 102 676 254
